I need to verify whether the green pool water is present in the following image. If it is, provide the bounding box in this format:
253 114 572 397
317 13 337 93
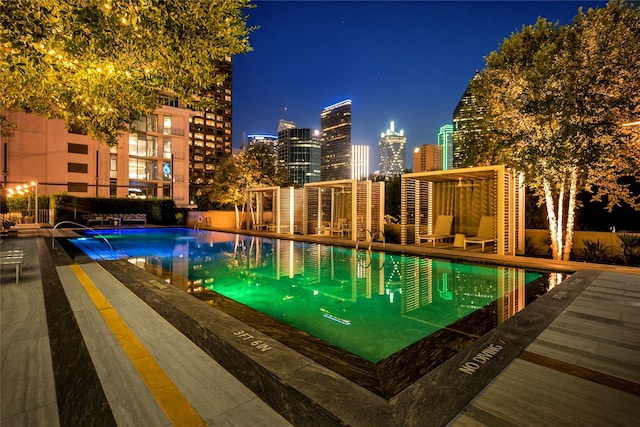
71 228 553 363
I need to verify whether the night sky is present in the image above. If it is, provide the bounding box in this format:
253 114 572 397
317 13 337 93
232 0 608 171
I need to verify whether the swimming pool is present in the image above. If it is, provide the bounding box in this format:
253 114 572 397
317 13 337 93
69 227 559 395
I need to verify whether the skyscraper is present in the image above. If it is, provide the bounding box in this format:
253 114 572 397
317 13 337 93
278 119 296 132
452 72 484 168
247 134 278 152
320 100 352 181
437 124 454 170
277 127 321 185
378 120 406 177
188 59 233 202
351 144 369 180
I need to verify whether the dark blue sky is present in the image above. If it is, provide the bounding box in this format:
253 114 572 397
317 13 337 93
232 0 608 170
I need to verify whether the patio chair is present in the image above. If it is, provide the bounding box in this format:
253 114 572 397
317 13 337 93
464 216 496 252
1 251 24 285
417 215 454 247
328 218 348 237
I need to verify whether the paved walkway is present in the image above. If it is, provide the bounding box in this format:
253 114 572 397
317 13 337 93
1 237 291 426
2 234 640 426
449 270 640 426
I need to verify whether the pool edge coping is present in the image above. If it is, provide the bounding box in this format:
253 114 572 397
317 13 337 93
96 257 598 427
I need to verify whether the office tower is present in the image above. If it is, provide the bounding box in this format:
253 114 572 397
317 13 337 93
188 59 233 202
320 100 352 181
412 144 443 173
277 127 321 185
378 120 406 177
351 144 369 180
278 119 296 132
437 124 454 170
452 72 485 168
247 134 278 153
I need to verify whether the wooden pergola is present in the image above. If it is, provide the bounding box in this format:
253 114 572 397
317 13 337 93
400 165 525 255
303 179 385 241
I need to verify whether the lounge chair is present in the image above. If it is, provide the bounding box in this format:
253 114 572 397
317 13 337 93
328 218 348 237
417 215 454 247
464 216 496 252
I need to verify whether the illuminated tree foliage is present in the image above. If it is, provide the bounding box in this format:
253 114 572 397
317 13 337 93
0 0 253 144
204 143 288 225
458 0 640 260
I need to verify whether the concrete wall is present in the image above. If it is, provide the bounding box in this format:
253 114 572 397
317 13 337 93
187 210 246 230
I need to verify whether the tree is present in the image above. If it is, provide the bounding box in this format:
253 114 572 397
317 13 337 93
0 0 253 144
458 0 640 260
203 143 288 226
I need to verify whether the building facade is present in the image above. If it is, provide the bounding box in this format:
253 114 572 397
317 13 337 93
2 107 191 206
247 134 278 152
378 120 406 177
320 100 352 181
351 144 369 180
437 124 454 170
452 72 484 168
188 59 233 203
413 144 443 173
277 127 321 185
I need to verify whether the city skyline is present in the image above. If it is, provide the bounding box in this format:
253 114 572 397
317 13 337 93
232 0 608 171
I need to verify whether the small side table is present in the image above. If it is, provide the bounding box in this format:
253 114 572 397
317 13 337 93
453 233 466 248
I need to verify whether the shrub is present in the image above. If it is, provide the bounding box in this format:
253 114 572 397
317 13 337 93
579 239 610 263
617 233 640 266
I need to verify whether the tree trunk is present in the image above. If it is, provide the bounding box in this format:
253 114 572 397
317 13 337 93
557 179 565 259
562 167 578 261
543 178 561 260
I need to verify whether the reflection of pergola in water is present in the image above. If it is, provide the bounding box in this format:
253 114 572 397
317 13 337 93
303 179 385 241
401 165 525 255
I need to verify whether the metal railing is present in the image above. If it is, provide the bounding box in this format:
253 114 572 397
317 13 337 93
51 221 114 252
355 229 386 251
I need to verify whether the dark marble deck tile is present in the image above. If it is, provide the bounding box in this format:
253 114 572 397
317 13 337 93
391 372 475 427
38 239 116 426
285 362 393 427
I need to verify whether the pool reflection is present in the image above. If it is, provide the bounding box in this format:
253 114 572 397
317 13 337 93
123 233 550 363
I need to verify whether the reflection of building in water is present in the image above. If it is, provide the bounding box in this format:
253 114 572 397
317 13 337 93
129 234 530 328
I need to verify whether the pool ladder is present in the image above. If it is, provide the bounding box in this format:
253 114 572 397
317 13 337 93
355 229 385 251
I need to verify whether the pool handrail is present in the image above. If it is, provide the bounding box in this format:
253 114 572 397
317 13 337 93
356 229 386 251
52 221 115 252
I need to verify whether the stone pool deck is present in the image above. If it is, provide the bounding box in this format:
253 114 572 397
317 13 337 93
1 232 639 426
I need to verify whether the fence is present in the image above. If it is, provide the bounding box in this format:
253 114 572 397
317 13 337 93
2 209 52 225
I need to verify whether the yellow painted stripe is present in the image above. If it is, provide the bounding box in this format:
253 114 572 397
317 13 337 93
70 264 206 427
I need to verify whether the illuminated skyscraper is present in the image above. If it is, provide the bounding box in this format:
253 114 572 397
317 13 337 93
189 59 233 203
351 144 369 180
378 120 406 177
320 100 352 181
453 72 484 168
437 124 454 170
277 127 321 185
247 134 277 151
278 119 296 132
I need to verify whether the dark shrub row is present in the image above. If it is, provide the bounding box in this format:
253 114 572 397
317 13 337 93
52 195 178 226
